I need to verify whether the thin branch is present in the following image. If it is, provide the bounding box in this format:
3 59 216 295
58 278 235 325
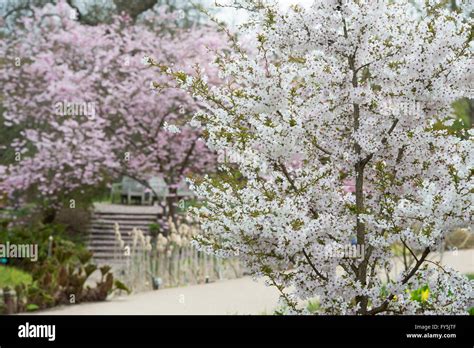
277 162 299 192
276 110 333 157
367 247 430 315
424 259 450 275
401 238 419 263
302 249 328 281
176 138 198 178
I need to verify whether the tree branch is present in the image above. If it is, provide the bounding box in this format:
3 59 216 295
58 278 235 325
367 247 430 315
302 249 328 281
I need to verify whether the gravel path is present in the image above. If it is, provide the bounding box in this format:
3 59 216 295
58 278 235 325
32 249 473 315
32 277 280 315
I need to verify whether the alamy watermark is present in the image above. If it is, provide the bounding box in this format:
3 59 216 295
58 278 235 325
217 149 242 164
0 242 38 262
324 243 365 260
18 322 55 341
380 99 423 118
53 100 96 120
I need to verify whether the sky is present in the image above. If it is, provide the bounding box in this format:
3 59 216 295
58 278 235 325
216 0 314 26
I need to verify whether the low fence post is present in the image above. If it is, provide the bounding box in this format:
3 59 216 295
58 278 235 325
3 288 16 314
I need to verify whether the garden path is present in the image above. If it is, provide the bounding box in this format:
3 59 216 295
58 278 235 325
32 276 280 315
32 249 473 315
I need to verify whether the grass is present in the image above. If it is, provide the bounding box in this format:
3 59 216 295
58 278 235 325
0 265 32 288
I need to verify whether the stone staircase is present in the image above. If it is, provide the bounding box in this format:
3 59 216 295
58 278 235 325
87 203 162 264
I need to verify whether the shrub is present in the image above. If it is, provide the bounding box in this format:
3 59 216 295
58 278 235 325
0 220 129 313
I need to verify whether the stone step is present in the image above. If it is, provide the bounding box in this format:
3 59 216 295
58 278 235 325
87 232 152 242
90 224 152 229
88 234 135 239
91 257 123 263
90 227 151 234
90 222 152 228
91 219 156 226
87 205 164 264
92 214 157 218
91 219 158 225
88 241 149 248
90 252 141 261
90 225 153 230
88 229 151 236
89 246 148 253
88 240 122 246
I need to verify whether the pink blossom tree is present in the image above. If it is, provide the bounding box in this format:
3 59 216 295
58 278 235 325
0 1 223 218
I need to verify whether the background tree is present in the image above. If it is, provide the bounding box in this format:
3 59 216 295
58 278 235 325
0 1 224 221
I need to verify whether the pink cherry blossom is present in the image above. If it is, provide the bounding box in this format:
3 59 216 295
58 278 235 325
0 1 225 206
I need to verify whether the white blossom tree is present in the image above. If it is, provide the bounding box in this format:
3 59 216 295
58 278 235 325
154 0 473 314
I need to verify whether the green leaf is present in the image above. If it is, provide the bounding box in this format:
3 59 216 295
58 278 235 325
84 264 97 278
114 280 131 294
78 250 93 264
26 303 40 312
99 265 111 276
